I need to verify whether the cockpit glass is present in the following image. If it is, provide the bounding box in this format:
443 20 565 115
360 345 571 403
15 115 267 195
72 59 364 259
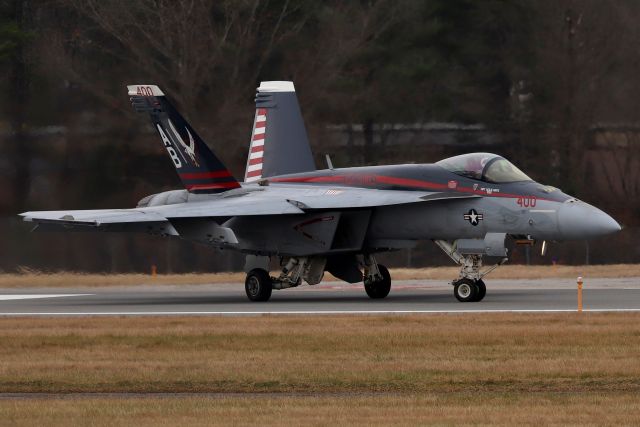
436 153 532 183
483 158 531 183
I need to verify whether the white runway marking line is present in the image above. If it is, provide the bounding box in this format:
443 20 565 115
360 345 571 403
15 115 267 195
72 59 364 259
0 294 92 301
1 308 640 316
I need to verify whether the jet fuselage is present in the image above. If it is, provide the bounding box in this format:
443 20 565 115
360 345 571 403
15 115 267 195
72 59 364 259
268 163 620 244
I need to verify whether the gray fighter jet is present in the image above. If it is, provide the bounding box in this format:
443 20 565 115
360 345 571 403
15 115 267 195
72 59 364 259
20 82 621 302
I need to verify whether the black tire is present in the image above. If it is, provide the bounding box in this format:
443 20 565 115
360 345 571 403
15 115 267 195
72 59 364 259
453 278 478 302
245 268 273 302
364 264 391 299
474 279 486 302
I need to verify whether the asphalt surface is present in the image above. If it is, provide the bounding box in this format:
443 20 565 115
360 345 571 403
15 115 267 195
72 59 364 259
1 278 639 315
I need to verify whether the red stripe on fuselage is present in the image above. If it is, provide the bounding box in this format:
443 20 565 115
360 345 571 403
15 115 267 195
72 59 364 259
246 169 262 178
248 158 262 166
252 133 265 141
185 182 240 190
270 174 550 201
270 176 345 184
251 145 264 153
257 108 267 115
374 175 448 190
179 170 233 179
255 122 266 128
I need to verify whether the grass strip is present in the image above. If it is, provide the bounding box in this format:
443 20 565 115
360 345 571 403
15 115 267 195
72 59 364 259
2 264 640 287
2 392 640 426
1 313 639 394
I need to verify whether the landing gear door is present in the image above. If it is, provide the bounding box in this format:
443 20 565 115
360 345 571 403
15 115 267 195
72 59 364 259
483 232 508 257
291 213 342 252
456 232 507 257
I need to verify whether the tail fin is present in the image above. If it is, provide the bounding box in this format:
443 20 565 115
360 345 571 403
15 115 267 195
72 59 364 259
128 85 241 194
244 81 315 182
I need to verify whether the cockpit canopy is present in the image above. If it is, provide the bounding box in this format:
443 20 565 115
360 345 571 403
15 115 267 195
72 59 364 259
436 153 532 183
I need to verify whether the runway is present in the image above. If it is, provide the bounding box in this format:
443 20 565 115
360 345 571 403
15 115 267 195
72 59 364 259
1 277 639 316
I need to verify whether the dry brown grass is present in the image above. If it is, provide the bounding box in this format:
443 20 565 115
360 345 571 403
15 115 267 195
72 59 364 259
1 314 639 424
2 264 640 288
1 314 639 394
3 393 640 426
390 263 640 280
0 271 242 288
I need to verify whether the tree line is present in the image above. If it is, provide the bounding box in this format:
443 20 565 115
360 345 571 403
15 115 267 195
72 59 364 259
1 0 639 271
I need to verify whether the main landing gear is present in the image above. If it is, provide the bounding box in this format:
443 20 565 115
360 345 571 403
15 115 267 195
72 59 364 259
363 255 391 299
435 240 506 303
245 268 273 302
244 255 393 302
244 256 324 302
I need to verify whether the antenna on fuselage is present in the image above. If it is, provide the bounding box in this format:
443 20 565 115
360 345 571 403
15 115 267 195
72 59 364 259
325 154 335 170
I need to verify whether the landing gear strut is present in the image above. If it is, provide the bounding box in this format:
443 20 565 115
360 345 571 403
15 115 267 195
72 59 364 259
363 255 391 299
435 240 506 303
244 256 327 302
243 255 394 302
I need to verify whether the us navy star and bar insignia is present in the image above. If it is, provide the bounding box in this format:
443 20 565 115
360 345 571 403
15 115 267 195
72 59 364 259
464 209 483 226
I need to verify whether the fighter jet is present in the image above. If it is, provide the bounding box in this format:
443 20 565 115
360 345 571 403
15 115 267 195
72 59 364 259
20 82 621 302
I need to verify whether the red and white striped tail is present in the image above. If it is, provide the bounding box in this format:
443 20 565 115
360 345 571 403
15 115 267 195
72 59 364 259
244 108 267 182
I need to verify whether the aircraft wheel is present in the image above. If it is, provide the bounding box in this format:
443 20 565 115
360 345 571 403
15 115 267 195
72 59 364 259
245 268 273 302
474 279 486 302
364 264 391 299
453 278 478 302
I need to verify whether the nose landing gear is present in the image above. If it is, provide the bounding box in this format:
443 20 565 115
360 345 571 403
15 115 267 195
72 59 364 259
435 240 506 303
453 278 486 302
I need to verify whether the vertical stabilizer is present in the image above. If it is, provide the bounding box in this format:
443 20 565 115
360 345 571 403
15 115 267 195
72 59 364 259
128 85 241 194
244 81 315 182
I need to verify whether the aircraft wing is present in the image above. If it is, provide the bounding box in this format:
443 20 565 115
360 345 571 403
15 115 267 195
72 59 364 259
279 187 479 210
19 209 178 234
145 196 305 218
20 187 478 230
19 197 305 231
149 186 478 218
20 209 167 226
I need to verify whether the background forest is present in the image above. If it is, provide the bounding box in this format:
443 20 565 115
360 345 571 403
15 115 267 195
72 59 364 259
1 0 639 272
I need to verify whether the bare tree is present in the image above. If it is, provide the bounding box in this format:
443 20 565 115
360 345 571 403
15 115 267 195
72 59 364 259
530 1 640 194
0 0 33 213
593 127 640 222
39 0 317 137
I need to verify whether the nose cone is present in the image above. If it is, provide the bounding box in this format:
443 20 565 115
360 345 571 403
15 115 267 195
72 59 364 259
558 201 621 240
